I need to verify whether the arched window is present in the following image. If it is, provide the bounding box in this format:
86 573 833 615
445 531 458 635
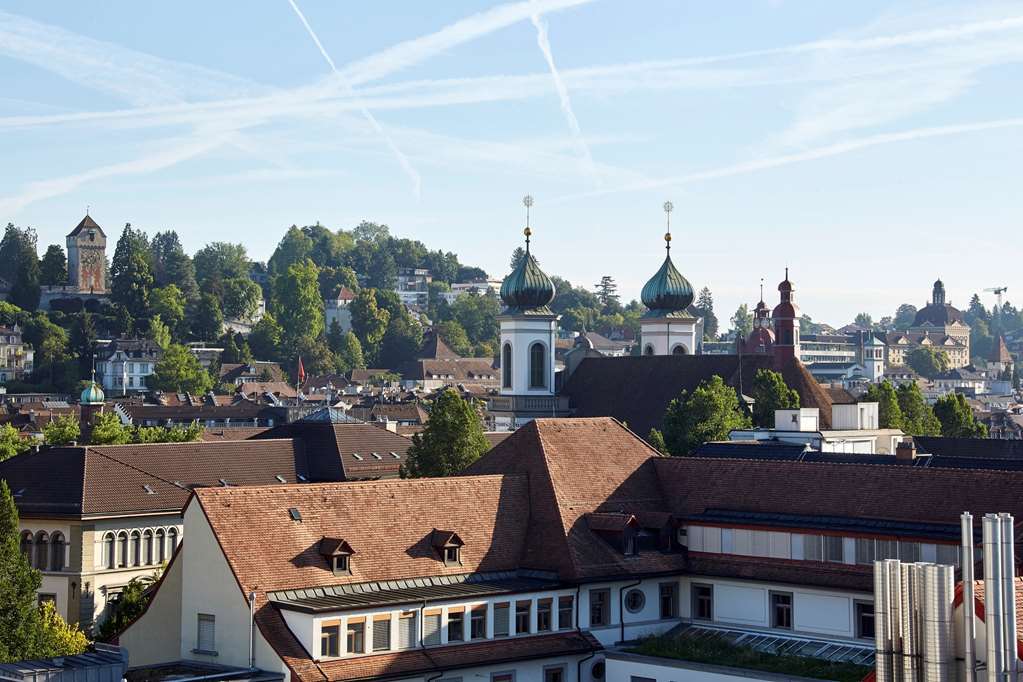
168 527 179 554
35 531 49 571
671 344 687 356
156 529 166 563
502 343 512 389
143 530 153 565
130 531 141 566
529 343 546 389
117 532 129 568
104 533 116 569
20 531 33 564
644 344 655 356
50 533 65 571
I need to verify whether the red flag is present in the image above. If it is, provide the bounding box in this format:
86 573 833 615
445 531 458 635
297 356 306 385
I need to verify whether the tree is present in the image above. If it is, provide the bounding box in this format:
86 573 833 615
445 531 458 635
350 289 390 363
150 231 198 298
450 292 500 347
750 369 800 427
69 312 97 378
730 304 753 340
39 245 67 286
366 248 398 290
933 393 988 438
854 312 873 328
662 376 751 456
352 220 390 243
907 347 950 379
43 415 80 446
864 380 904 430
0 424 29 461
966 294 989 325
35 601 88 655
221 277 262 321
647 428 667 454
509 246 529 271
693 287 718 339
193 242 250 288
896 382 941 436
380 314 424 370
271 259 324 344
594 276 620 308
0 225 40 311
23 314 73 389
436 320 472 357
150 344 213 394
89 412 131 445
334 332 365 373
894 304 918 329
401 389 489 477
148 315 172 350
189 293 223 342
218 331 251 364
10 246 41 312
268 226 314 275
150 285 186 339
95 571 161 642
248 312 283 361
111 250 153 319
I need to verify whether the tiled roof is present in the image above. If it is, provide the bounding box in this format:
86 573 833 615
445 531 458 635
68 214 105 237
913 436 1023 460
348 403 428 425
121 402 278 423
0 439 305 518
465 417 686 580
399 358 498 383
199 427 269 442
687 554 873 592
990 336 1013 363
255 422 411 480
562 354 833 437
220 362 287 383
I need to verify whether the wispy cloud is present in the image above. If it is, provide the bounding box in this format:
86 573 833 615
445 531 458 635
286 0 422 198
530 10 597 182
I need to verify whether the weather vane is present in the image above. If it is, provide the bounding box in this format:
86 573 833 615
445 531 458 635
663 200 674 251
760 277 764 302
523 195 534 246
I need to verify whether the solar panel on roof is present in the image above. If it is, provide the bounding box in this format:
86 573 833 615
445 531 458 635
288 507 302 521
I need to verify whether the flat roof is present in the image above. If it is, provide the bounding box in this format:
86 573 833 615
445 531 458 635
687 508 963 541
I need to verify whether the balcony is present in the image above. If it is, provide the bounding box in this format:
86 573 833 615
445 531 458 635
487 394 570 416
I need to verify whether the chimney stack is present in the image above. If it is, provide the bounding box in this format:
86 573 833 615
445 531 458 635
896 439 917 461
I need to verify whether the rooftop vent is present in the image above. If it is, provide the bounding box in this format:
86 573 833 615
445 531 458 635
275 475 286 483
371 452 382 460
390 451 400 459
219 478 229 487
297 474 308 482
352 452 363 460
143 484 156 494
288 507 302 522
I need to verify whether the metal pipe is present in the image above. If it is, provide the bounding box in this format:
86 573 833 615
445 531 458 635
248 590 256 669
985 514 1003 682
618 578 642 644
963 512 977 682
1000 514 1017 681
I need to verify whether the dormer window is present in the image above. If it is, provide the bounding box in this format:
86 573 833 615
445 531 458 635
430 529 464 567
319 537 355 576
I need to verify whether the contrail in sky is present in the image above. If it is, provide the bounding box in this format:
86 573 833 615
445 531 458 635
286 0 422 198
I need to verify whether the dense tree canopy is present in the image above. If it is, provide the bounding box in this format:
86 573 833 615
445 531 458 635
150 344 213 394
933 393 988 438
750 369 800 427
662 376 751 456
864 380 904 430
401 389 489 477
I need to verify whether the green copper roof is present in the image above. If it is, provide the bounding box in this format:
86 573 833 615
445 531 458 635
500 231 556 315
80 380 105 405
641 253 694 318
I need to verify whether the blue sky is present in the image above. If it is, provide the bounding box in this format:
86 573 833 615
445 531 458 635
2 0 1022 326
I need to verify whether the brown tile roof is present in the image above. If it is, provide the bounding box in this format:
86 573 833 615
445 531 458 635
400 358 499 384
0 439 305 518
199 427 270 442
419 333 462 360
990 335 1013 363
465 417 686 580
483 431 512 449
686 554 873 592
236 381 297 399
220 362 287 383
562 354 833 437
348 403 428 425
825 386 857 404
348 369 394 384
255 422 412 480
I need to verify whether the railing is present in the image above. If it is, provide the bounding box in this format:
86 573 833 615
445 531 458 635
487 395 570 414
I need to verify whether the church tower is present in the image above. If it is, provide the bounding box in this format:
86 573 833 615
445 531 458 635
640 201 697 356
772 269 801 361
742 280 775 354
66 214 107 293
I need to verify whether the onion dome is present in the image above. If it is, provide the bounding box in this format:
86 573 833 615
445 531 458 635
80 380 105 405
641 229 694 318
500 226 556 315
772 268 797 318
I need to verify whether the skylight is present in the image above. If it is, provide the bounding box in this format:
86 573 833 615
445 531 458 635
352 452 364 460
289 507 302 522
143 484 156 494
275 475 286 483
390 452 401 459
371 452 382 460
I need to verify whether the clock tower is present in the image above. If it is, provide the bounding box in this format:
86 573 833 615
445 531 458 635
66 214 108 293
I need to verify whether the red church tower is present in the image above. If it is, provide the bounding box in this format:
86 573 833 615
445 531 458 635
772 269 800 362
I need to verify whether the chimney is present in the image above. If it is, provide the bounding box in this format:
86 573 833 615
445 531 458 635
895 439 916 461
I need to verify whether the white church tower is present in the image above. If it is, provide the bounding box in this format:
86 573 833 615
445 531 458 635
640 201 698 356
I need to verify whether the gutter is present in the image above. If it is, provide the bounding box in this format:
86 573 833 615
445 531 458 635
618 578 642 644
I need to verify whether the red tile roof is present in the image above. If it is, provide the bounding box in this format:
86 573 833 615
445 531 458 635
255 423 411 480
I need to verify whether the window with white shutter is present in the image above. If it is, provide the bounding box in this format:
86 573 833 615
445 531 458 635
372 618 391 652
398 613 417 649
197 614 215 652
423 613 442 646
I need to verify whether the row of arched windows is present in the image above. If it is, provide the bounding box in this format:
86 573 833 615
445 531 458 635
102 528 178 570
20 531 67 571
501 342 548 390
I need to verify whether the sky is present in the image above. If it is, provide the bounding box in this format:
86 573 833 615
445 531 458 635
1 0 1022 327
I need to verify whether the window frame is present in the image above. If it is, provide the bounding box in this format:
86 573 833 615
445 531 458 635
589 588 611 627
855 601 875 640
372 616 392 652
692 583 714 621
528 342 547 389
493 602 510 638
624 588 645 614
514 599 532 635
470 605 487 640
346 620 366 654
770 591 793 630
447 609 465 643
558 595 574 630
196 613 216 654
543 665 567 682
501 343 512 389
537 598 553 632
659 582 679 619
320 622 340 658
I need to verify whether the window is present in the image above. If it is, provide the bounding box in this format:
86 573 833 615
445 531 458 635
447 609 465 642
130 531 141 566
876 539 898 560
644 344 654 356
169 527 179 553
398 612 417 649
333 555 351 576
423 612 442 646
771 592 793 629
50 533 65 571
544 667 566 682
824 536 844 563
803 534 823 562
444 546 461 566
537 599 552 632
671 345 686 355
346 620 365 654
855 601 875 639
898 541 920 562
103 533 115 569
515 600 531 634
470 606 487 640
492 674 514 682
502 344 512 389
529 343 546 389
117 532 128 568
156 529 166 563
589 589 610 627
624 589 645 613
692 584 713 620
20 531 32 565
38 593 57 606
855 538 876 565
320 623 340 657
143 530 153 565
659 582 678 619
631 678 656 682
558 595 573 630
936 544 959 566
34 531 48 570
372 617 391 651
197 614 216 653
493 603 510 637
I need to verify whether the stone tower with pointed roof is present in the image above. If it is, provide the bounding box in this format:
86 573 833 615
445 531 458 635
639 203 698 356
66 214 108 293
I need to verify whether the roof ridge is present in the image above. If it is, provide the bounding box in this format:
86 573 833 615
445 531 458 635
194 472 518 495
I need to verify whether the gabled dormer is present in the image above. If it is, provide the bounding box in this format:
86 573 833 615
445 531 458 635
319 537 355 576
586 512 640 556
430 529 464 567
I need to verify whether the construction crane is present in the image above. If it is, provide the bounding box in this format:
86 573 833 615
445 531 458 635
985 286 1008 312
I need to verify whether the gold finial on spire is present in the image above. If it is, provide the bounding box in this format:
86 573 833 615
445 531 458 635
663 200 674 252
523 195 534 249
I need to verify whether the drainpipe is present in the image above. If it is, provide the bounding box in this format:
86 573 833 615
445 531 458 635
576 651 596 682
248 591 256 669
419 600 428 649
618 579 642 644
574 585 581 630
